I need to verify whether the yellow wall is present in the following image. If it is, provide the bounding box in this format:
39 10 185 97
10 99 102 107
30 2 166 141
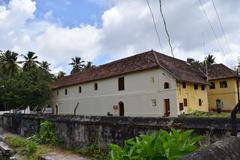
208 78 238 111
176 82 209 113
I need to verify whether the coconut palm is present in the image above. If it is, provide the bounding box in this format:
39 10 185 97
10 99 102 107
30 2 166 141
56 71 66 79
21 51 40 71
69 57 85 74
40 61 51 72
203 54 216 66
83 61 96 71
0 50 21 77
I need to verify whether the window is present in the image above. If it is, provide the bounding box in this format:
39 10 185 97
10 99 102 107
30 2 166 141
151 99 157 107
220 81 228 88
182 82 186 88
78 86 82 93
209 82 215 89
65 89 67 95
201 85 205 91
164 82 170 89
57 90 59 96
199 99 202 106
183 98 188 106
179 103 184 111
94 83 98 90
194 84 198 90
118 77 125 91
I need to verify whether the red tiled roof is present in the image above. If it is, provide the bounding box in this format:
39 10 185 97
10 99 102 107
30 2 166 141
51 50 207 89
208 64 237 80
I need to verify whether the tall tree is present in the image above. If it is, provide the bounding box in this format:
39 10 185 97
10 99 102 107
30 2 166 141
203 54 216 66
0 50 21 77
186 58 202 66
0 67 53 110
69 57 85 74
40 61 51 72
21 51 40 71
56 71 66 79
83 61 96 71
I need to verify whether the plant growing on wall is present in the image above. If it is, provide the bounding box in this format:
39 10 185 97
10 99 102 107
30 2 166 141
34 121 57 145
108 129 204 160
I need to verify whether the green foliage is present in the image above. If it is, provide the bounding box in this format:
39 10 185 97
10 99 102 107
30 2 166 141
182 110 232 118
34 121 57 145
75 144 107 160
108 129 204 160
5 136 42 159
0 67 53 110
5 136 27 148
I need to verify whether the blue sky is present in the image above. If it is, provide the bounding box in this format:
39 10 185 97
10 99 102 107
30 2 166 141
34 0 106 28
0 0 239 74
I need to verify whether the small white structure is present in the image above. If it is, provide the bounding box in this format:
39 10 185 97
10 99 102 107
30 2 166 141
50 50 207 117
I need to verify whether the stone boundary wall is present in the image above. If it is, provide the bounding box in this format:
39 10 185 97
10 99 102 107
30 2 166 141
1 114 240 149
181 137 240 160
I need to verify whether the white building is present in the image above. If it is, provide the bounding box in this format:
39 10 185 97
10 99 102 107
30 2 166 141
50 50 208 117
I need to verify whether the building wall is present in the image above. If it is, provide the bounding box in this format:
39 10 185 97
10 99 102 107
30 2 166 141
176 82 209 113
208 78 238 111
51 68 179 117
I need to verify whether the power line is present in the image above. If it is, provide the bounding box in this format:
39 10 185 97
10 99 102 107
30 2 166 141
198 0 225 54
210 0 231 53
145 0 162 50
159 0 174 57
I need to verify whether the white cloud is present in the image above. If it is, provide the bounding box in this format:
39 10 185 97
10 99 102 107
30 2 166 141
0 0 239 74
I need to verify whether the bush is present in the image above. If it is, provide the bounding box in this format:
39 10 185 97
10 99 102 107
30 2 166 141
5 136 26 148
5 136 41 159
108 129 204 160
34 120 57 145
76 144 107 160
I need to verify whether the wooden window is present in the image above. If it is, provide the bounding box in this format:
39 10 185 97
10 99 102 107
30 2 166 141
199 99 202 106
182 82 186 88
209 82 215 89
65 89 67 95
220 81 228 88
194 84 198 90
78 86 82 93
164 82 170 89
118 77 125 91
183 98 188 106
179 103 184 111
201 85 205 91
94 83 98 90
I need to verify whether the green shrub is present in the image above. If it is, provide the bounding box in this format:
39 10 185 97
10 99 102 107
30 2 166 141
5 136 27 148
5 136 41 159
76 144 107 160
34 120 57 145
26 141 38 156
108 129 204 160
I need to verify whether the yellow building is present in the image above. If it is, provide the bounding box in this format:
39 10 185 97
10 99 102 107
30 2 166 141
207 64 239 111
177 82 208 114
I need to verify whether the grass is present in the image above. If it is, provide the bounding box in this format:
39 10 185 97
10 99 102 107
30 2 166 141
4 135 44 160
181 110 240 118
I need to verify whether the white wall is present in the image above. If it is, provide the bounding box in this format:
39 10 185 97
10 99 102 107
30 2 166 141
50 68 178 117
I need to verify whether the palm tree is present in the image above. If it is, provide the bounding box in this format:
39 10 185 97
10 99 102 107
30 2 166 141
40 61 51 72
69 57 85 74
203 54 216 66
83 61 96 71
21 51 40 71
57 71 66 79
0 50 21 77
186 58 202 67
